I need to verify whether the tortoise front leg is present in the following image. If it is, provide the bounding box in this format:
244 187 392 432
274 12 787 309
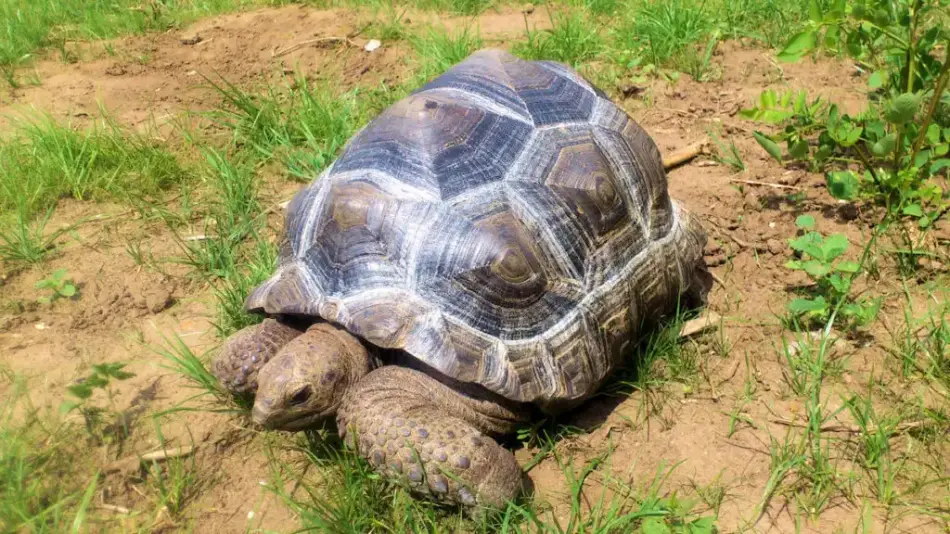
337 366 529 511
212 318 305 395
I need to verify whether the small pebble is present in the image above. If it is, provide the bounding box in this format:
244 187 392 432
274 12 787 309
767 238 784 255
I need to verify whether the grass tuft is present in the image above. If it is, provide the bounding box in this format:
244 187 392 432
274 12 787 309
146 330 253 414
0 110 187 231
411 25 485 82
0 370 98 532
0 207 68 266
204 73 361 182
612 0 713 70
513 9 603 67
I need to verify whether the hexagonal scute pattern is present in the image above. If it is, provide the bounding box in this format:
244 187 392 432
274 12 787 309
331 91 533 201
245 49 708 411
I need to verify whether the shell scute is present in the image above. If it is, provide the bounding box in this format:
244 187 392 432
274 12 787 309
332 91 532 201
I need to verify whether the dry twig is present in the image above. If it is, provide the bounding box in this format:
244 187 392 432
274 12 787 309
663 138 708 170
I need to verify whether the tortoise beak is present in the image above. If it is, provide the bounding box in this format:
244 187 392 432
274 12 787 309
251 402 328 431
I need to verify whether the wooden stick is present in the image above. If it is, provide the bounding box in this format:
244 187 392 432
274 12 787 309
771 418 929 435
662 139 708 170
140 446 195 462
730 178 805 191
273 37 357 57
678 311 723 338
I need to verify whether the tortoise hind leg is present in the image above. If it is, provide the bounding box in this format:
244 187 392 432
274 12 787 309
212 318 306 395
337 366 529 511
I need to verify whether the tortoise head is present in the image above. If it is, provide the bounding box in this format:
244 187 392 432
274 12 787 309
251 322 374 431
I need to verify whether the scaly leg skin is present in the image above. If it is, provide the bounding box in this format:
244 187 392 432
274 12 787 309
211 317 305 394
337 366 529 511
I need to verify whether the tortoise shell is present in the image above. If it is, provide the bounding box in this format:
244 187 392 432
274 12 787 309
246 49 708 411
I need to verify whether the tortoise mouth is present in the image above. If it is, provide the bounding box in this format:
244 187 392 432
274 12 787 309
251 406 330 432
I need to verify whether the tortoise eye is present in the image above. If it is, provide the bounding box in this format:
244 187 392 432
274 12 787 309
289 386 312 406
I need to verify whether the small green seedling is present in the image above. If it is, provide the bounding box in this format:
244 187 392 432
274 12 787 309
784 215 880 329
34 268 77 304
61 363 136 445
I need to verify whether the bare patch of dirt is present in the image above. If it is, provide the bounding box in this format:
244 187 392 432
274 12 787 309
0 4 551 133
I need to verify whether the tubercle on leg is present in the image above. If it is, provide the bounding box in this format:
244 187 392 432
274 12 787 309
336 366 526 510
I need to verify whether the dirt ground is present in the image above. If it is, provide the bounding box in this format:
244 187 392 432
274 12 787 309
1 4 948 533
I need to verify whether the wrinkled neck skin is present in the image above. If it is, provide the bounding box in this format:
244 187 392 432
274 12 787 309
251 322 378 431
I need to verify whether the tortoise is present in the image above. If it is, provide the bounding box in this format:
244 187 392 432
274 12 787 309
212 48 712 510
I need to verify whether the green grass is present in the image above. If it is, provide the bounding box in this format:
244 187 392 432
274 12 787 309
607 310 704 399
889 299 950 389
611 0 714 72
0 0 267 86
0 207 68 266
602 0 812 78
147 331 255 415
161 149 273 336
411 25 485 82
0 110 187 226
570 0 621 17
363 1 410 41
0 111 188 269
204 74 366 182
513 9 604 68
0 370 98 532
